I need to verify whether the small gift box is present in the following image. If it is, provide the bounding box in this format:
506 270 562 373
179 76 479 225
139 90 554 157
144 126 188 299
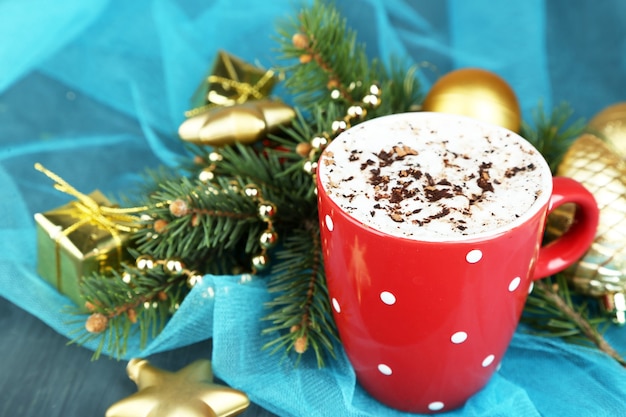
33 164 142 311
186 50 279 114
35 190 133 310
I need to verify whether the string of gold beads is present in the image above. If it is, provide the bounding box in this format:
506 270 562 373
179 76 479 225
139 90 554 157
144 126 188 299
133 255 203 288
301 82 382 176
243 184 278 273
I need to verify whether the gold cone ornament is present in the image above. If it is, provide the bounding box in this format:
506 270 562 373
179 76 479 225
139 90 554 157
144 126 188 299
422 68 521 132
588 102 626 159
547 134 626 324
179 99 296 147
106 358 249 417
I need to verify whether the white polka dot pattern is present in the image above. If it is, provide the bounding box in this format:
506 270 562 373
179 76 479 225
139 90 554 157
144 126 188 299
380 291 396 305
325 214 334 231
450 331 468 344
465 249 483 263
428 401 445 411
340 241 529 413
508 276 521 292
482 354 495 367
377 364 392 375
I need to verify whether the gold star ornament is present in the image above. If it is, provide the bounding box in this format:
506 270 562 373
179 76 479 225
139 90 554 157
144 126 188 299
106 358 250 417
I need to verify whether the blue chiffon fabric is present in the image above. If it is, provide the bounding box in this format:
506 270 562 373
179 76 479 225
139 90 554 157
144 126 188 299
1 1 625 416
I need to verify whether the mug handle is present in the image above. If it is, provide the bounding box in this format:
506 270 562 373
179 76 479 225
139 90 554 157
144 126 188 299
532 176 599 280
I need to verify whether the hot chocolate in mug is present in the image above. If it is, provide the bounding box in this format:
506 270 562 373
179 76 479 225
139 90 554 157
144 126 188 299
316 112 599 413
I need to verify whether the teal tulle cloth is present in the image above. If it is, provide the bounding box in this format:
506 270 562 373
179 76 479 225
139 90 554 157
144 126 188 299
1 1 626 416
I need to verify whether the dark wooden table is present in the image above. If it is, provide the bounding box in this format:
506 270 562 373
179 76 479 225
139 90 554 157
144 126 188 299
0 297 276 417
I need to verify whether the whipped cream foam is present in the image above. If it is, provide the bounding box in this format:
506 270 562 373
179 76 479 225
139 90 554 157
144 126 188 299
318 112 552 240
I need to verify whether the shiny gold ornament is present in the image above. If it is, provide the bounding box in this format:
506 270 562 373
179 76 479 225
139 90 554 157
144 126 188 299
548 134 626 323
259 229 279 249
422 68 521 132
258 202 277 221
178 99 296 147
106 358 249 417
164 259 184 275
198 168 215 182
303 160 318 175
136 255 155 270
588 102 626 158
243 184 262 199
251 254 269 272
187 274 203 287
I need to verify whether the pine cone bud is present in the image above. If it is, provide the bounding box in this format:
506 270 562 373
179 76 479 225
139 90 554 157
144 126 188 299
326 78 340 90
85 313 108 333
292 33 310 49
294 335 308 354
153 219 168 233
299 54 313 64
169 199 189 217
296 142 313 157
191 213 200 227
127 309 137 324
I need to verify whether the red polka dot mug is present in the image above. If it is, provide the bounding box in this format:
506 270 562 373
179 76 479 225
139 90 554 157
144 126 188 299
316 112 599 413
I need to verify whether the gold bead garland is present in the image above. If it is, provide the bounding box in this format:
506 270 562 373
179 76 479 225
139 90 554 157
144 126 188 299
301 82 382 176
243 184 278 273
132 255 202 288
83 256 203 334
192 155 280 273
197 151 224 183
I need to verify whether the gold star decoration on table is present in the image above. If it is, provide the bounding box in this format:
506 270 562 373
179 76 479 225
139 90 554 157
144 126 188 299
106 358 250 417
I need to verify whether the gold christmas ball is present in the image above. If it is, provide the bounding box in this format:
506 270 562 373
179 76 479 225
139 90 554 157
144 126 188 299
422 68 521 132
588 102 626 158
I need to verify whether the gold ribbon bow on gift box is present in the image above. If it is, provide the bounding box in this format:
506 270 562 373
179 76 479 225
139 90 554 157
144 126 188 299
34 163 147 309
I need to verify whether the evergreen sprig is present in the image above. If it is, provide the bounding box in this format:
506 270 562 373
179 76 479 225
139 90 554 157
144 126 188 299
523 274 626 366
520 102 586 173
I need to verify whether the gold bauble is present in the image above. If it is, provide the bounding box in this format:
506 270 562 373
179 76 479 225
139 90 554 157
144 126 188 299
547 134 626 324
588 102 626 158
422 68 521 132
106 358 249 417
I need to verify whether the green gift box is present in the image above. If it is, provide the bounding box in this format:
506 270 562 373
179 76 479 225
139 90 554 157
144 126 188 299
34 190 134 310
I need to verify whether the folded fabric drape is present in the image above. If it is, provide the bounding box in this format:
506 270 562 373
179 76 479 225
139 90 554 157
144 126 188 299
1 1 625 416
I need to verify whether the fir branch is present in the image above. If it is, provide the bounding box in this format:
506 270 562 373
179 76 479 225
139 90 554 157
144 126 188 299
523 274 626 366
276 0 421 116
263 219 338 367
75 260 190 359
521 102 586 173
134 174 264 263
